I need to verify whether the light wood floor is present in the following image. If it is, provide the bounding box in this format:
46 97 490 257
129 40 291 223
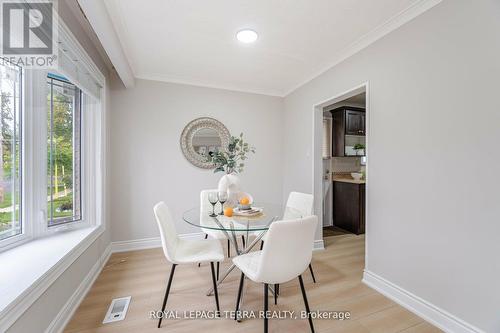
65 234 441 333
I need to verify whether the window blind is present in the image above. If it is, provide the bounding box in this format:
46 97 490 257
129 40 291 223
58 45 102 99
57 21 104 100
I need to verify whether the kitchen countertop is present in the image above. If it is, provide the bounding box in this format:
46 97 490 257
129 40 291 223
332 175 366 184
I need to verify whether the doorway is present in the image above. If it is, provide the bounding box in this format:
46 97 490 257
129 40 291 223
312 83 368 265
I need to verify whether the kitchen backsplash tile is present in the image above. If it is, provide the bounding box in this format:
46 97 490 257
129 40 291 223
331 157 361 172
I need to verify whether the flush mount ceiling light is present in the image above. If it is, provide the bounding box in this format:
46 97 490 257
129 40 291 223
236 29 258 43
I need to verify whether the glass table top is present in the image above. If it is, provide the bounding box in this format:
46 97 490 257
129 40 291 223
182 203 302 232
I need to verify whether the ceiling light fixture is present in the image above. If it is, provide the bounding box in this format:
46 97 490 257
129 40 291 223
236 29 258 43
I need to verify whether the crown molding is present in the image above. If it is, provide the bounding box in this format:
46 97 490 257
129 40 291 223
282 0 443 97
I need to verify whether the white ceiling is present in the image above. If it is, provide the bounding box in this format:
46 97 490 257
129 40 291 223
103 0 427 96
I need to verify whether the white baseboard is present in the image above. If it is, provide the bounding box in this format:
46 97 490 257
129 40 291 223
111 236 161 253
45 243 112 333
112 233 326 253
313 239 324 251
111 232 206 253
362 270 484 333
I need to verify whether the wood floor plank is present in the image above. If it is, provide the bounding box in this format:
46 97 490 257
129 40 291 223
64 234 441 333
357 305 423 333
399 321 444 333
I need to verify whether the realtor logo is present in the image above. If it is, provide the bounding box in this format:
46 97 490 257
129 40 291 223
0 0 57 67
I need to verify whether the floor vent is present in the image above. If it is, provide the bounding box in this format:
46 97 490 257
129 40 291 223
103 296 131 324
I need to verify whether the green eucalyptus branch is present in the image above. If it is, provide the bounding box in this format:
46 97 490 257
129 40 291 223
207 133 256 174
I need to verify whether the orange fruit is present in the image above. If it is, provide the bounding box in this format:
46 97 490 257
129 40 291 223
224 207 233 217
240 197 250 205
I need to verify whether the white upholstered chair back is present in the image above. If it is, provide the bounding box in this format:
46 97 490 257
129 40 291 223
256 216 317 284
153 202 180 263
283 192 314 220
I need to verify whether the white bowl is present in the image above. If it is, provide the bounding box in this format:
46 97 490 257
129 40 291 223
237 204 252 211
351 172 363 181
236 192 254 205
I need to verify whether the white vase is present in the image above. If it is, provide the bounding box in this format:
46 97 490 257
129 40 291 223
356 149 364 156
218 173 241 206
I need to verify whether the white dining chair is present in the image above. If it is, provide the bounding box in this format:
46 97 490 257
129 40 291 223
233 216 318 333
258 192 317 283
153 202 225 328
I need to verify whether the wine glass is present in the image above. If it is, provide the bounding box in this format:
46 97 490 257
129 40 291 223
218 191 228 215
208 192 218 217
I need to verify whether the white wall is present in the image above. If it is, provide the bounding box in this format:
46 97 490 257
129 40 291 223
282 0 500 332
109 77 284 241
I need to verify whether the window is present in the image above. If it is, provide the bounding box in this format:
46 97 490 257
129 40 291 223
0 21 105 255
0 61 22 241
46 74 82 226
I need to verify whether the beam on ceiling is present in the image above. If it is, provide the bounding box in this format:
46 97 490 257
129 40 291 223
77 0 135 88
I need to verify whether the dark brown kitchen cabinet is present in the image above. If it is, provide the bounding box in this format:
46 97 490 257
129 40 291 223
333 181 365 235
330 106 366 157
345 110 365 135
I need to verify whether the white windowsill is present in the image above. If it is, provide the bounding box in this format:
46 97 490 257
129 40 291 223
0 226 104 330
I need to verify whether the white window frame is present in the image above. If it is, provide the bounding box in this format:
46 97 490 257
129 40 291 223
0 21 106 252
44 74 83 227
0 64 29 249
41 71 88 236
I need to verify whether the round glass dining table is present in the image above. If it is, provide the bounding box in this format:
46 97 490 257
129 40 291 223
183 203 301 254
183 202 302 229
182 203 302 299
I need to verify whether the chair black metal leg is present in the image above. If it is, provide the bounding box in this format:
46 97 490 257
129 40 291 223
264 283 269 333
241 235 246 248
227 239 231 257
260 240 264 250
158 264 177 328
274 284 278 305
210 262 220 315
309 263 317 283
216 262 220 281
235 272 245 320
298 275 315 333
198 234 209 267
